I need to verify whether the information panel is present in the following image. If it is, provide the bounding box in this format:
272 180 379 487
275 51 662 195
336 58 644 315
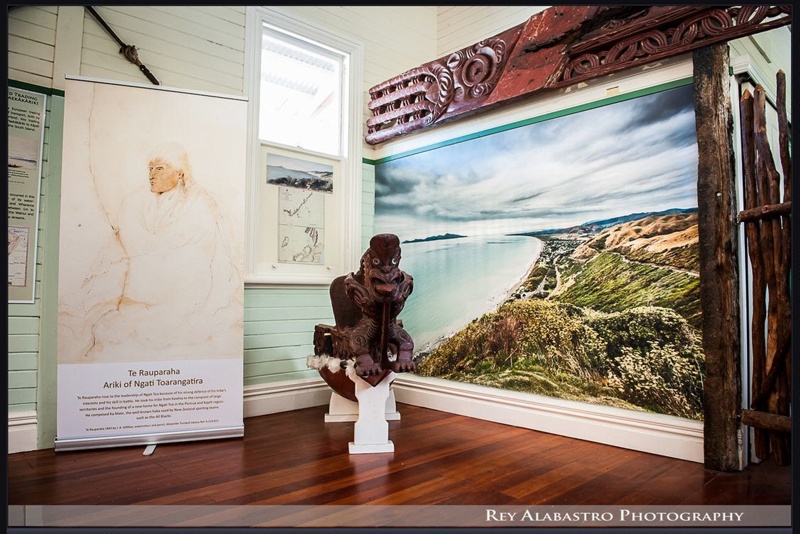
56 77 247 450
8 87 46 303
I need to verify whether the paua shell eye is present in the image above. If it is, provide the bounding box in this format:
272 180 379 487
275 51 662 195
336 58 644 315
391 258 398 265
372 258 380 266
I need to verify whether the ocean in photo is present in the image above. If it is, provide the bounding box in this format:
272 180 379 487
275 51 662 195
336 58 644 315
397 234 542 352
8 156 38 169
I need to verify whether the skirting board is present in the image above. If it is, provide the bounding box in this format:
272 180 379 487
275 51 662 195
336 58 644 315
391 375 704 463
11 377 703 460
8 411 38 454
243 375 703 462
243 378 332 418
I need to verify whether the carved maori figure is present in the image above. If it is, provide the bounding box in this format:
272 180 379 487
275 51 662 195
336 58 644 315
311 234 415 396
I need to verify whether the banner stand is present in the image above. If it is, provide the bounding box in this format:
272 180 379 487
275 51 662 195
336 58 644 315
55 76 247 451
54 425 243 452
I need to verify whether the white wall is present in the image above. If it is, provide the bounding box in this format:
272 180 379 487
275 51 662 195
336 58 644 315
80 6 246 94
8 6 58 87
729 27 792 111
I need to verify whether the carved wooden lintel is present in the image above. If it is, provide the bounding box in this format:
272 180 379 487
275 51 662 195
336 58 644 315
365 5 791 145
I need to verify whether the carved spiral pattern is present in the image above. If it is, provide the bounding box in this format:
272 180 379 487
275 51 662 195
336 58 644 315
562 5 788 83
353 333 369 349
463 40 506 98
367 5 789 145
365 34 514 143
605 41 640 64
463 54 491 86
425 64 456 124
733 5 772 27
639 31 669 55
564 54 602 77
699 9 732 36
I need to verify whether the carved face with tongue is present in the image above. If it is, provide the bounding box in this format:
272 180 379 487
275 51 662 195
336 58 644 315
363 233 403 302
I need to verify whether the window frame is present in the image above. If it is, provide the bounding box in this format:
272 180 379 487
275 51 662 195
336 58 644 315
258 24 344 157
244 7 363 285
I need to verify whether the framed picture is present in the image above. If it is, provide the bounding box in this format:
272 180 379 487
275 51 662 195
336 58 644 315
251 145 345 284
375 77 703 422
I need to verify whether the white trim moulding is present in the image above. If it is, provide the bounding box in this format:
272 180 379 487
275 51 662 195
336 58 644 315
10 378 703 460
242 375 703 463
392 375 704 463
243 378 332 418
8 411 39 454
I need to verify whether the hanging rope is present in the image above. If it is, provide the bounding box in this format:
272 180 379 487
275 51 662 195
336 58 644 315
85 6 160 85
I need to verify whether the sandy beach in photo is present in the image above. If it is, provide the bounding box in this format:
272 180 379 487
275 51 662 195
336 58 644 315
399 234 542 353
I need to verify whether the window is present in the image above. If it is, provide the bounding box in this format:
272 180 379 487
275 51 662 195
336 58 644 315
245 7 363 284
259 27 343 156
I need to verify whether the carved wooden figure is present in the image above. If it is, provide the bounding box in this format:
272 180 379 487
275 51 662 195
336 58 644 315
312 234 415 399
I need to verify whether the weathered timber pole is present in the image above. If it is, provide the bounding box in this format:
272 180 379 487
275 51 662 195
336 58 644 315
752 84 792 465
737 74 792 466
737 201 792 222
739 90 770 460
741 409 791 434
693 43 741 472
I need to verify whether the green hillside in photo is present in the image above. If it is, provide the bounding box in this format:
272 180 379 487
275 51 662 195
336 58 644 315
417 210 705 420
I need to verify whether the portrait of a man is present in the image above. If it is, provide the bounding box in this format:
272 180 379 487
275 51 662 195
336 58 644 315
57 80 246 365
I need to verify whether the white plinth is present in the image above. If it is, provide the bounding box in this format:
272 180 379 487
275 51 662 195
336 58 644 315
348 371 396 454
325 392 359 423
325 389 401 423
349 441 394 454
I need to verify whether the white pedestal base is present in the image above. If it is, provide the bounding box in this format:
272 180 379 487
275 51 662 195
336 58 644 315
349 441 394 454
348 371 396 455
325 389 401 423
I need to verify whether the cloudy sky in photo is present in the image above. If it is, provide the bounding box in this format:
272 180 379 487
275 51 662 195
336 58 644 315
375 85 698 241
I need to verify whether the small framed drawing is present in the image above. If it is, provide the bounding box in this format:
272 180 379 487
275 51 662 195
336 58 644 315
251 145 346 284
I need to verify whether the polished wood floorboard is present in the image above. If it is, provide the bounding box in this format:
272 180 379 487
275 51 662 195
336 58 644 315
7 404 791 506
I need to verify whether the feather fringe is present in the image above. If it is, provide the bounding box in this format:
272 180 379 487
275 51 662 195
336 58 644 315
344 360 358 379
306 353 349 373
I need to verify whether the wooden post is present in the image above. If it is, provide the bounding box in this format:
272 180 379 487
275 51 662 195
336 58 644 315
739 91 770 460
737 73 792 466
752 83 792 465
741 409 791 434
693 44 742 472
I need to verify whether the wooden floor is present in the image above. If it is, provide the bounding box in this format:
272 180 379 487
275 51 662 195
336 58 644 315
8 404 791 506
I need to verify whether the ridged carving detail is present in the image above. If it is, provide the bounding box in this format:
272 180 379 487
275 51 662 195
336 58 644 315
366 36 513 145
562 6 791 83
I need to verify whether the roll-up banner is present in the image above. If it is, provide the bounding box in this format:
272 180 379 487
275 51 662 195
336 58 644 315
55 77 247 450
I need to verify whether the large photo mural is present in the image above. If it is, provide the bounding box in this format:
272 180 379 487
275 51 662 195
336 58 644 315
374 84 704 420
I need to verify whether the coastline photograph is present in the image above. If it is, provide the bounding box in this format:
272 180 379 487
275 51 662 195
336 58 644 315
266 152 333 193
374 84 704 419
8 136 39 169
